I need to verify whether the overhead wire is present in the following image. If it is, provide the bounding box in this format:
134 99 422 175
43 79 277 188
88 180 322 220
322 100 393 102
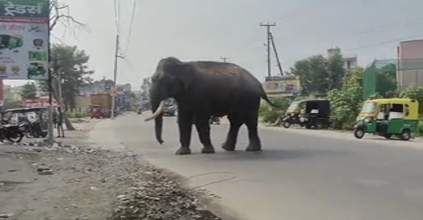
345 33 423 52
125 0 137 54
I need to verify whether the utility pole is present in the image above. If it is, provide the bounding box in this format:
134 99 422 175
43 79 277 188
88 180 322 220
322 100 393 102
269 32 284 76
57 69 63 103
220 57 229 62
260 23 276 78
111 34 124 119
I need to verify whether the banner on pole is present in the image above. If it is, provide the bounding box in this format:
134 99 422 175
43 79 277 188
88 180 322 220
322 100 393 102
0 0 49 80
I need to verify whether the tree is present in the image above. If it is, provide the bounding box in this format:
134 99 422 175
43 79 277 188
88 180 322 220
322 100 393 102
140 77 152 100
375 63 397 97
39 44 93 109
291 54 345 96
45 0 89 131
20 83 38 99
3 98 22 110
327 67 364 129
399 86 423 114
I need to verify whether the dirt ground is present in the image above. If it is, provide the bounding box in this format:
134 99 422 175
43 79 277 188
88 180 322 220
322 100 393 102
0 118 224 220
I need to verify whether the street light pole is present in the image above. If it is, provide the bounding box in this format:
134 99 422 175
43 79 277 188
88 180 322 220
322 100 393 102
111 34 123 119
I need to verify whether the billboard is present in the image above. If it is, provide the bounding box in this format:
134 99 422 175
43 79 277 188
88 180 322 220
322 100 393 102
262 78 301 96
22 98 58 107
0 0 49 80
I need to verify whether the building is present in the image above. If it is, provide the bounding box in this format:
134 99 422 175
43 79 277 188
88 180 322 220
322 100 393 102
116 83 132 93
327 47 358 71
397 39 423 88
78 79 114 96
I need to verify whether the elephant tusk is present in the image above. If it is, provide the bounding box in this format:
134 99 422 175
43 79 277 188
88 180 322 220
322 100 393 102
144 101 165 122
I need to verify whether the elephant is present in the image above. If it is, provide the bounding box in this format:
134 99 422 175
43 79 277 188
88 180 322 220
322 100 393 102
145 57 278 155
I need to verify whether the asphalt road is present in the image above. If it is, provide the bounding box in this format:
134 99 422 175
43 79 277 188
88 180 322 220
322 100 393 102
103 113 423 220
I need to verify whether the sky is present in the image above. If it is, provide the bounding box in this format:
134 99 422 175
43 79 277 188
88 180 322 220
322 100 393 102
5 0 423 89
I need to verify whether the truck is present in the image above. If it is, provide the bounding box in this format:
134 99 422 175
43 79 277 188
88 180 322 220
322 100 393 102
90 94 113 118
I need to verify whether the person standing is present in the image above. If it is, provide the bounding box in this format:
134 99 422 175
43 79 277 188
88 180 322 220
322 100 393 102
56 107 65 138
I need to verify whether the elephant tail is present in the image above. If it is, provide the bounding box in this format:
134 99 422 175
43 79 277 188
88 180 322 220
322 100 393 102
261 93 281 108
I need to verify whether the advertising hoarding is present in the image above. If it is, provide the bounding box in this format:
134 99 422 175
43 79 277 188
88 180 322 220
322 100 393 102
0 0 49 80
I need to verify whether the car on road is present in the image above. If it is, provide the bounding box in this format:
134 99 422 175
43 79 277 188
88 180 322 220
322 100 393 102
163 98 177 116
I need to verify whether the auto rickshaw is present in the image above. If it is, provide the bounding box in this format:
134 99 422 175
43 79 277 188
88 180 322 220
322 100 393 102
282 99 331 129
2 107 49 138
353 98 419 140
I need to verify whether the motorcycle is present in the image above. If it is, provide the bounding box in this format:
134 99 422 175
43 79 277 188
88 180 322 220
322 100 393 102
210 116 220 125
0 121 25 143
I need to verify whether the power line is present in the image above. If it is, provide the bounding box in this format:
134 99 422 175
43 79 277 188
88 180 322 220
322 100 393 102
220 57 229 62
345 33 423 52
125 0 137 53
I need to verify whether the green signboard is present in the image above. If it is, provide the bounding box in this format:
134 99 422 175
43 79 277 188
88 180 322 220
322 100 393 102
0 0 49 80
0 0 49 18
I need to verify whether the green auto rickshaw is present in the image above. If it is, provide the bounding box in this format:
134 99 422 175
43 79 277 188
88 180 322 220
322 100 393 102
353 98 419 140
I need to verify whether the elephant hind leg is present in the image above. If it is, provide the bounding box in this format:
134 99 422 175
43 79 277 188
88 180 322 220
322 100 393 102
222 114 243 151
244 112 262 152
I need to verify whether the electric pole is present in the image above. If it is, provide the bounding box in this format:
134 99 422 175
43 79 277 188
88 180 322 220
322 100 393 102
269 32 284 76
111 34 124 119
220 57 229 62
260 23 276 78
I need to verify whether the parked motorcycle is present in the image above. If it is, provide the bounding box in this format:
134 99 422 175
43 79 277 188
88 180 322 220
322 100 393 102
210 116 220 125
0 122 25 143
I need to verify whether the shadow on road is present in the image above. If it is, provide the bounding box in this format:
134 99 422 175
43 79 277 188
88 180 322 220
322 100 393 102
199 148 351 161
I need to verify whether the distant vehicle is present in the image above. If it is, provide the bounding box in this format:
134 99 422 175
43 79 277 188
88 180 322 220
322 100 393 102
282 99 331 129
90 94 118 118
163 98 177 116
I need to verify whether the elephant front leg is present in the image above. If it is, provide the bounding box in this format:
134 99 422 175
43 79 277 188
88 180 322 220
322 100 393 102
176 110 193 155
194 117 215 154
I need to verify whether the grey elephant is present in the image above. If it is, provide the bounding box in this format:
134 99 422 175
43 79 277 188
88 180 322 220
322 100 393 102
145 57 278 155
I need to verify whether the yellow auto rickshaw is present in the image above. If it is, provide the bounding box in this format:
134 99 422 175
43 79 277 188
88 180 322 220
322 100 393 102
353 98 419 140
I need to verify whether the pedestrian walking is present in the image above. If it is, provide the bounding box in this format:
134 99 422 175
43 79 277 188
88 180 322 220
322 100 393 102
56 107 65 138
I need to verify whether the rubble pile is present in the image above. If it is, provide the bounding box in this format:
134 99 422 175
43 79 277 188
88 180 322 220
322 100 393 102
111 163 222 220
23 140 96 154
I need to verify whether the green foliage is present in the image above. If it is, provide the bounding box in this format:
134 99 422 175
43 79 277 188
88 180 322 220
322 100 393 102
399 86 423 114
375 64 397 97
20 82 37 99
140 77 151 100
291 53 345 96
259 97 293 123
39 44 93 109
327 68 363 130
66 109 89 118
3 98 22 110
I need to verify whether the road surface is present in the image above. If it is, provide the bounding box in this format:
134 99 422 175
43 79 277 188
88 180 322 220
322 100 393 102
91 113 423 220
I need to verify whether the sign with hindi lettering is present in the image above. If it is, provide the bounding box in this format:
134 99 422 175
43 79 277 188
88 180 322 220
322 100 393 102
0 0 49 80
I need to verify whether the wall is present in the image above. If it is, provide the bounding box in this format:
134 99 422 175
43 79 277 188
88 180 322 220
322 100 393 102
74 95 90 110
397 40 423 88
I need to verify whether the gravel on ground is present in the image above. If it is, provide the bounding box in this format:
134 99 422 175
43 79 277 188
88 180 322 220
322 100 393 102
0 118 224 220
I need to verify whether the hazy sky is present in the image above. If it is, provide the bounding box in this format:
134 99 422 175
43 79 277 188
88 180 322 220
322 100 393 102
6 0 423 89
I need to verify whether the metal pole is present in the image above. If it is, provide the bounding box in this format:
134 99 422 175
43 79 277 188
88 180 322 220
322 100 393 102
111 34 119 119
58 69 63 105
260 23 276 78
269 32 284 76
47 0 54 144
220 57 229 62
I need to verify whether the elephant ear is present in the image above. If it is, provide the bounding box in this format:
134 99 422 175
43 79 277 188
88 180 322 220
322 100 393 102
177 63 193 89
160 57 193 90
